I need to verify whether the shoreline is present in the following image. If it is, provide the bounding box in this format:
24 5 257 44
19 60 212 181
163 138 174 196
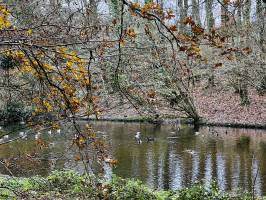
80 117 266 130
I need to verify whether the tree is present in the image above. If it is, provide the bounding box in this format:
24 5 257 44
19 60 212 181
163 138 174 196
205 0 214 31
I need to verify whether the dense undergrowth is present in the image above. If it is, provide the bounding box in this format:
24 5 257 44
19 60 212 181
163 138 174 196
0 170 263 200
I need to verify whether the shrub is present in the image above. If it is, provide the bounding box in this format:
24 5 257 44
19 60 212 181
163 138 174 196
0 101 30 123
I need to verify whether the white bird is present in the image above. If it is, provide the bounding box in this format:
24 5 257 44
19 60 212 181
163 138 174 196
19 132 25 137
184 149 196 155
56 129 61 134
3 135 9 140
0 126 2 130
35 132 41 140
195 132 200 136
22 134 27 139
135 132 142 144
20 121 25 125
48 130 52 135
135 132 140 140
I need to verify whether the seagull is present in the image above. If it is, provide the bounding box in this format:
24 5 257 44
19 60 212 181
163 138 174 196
135 132 142 144
19 132 25 137
22 134 27 139
184 149 196 155
35 132 41 140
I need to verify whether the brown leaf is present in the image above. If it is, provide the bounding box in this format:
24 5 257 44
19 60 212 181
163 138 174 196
192 25 204 35
179 46 187 51
242 47 252 54
183 16 195 25
126 28 137 38
169 25 177 32
214 63 223 68
147 89 156 98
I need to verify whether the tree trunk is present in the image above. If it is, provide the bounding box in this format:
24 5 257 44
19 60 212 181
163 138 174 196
237 0 242 26
256 0 266 52
221 0 229 26
192 0 200 25
243 0 251 25
205 0 214 31
177 0 188 31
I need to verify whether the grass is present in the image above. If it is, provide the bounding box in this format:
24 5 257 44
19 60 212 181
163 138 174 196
0 170 264 200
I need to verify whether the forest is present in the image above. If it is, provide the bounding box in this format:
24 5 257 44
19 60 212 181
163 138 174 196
0 0 265 199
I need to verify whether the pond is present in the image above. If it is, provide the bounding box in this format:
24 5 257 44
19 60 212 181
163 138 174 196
0 121 266 196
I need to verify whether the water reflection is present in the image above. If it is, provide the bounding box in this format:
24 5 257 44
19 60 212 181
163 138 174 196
0 121 266 195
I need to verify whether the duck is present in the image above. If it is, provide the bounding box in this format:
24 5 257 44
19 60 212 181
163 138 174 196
20 121 25 125
146 136 154 142
135 132 142 144
195 131 200 136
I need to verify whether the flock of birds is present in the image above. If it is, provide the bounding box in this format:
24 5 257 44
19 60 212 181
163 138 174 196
134 126 227 145
134 132 155 144
0 125 62 144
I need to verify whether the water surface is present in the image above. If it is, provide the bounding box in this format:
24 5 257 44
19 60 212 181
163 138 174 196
0 121 266 195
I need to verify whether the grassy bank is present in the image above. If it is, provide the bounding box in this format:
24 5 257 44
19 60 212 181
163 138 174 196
0 170 262 200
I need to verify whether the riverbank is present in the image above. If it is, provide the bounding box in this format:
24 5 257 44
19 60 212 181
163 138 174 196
85 116 266 129
0 170 259 200
91 89 266 129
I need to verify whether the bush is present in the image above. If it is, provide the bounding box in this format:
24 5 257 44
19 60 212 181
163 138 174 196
0 101 30 123
108 176 157 200
0 171 260 200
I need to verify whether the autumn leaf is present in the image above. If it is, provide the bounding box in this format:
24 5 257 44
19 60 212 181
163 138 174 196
179 46 187 51
192 25 204 35
183 16 195 25
177 33 191 42
130 2 141 10
226 54 235 60
126 28 137 38
214 63 223 68
190 43 201 54
147 89 156 98
75 155 81 161
169 25 177 32
165 10 175 19
242 47 252 54
112 19 117 25
223 0 230 5
27 29 33 35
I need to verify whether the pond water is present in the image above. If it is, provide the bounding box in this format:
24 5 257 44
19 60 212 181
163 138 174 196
0 121 266 195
